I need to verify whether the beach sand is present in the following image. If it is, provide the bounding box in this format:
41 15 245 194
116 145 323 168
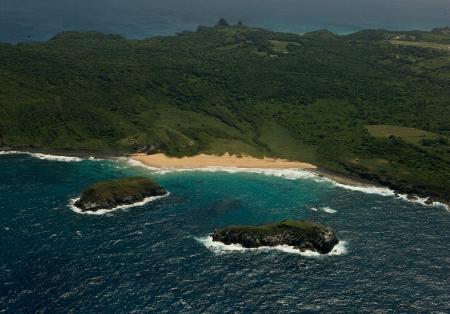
130 153 317 170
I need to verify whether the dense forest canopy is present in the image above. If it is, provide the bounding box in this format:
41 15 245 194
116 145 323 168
0 22 449 201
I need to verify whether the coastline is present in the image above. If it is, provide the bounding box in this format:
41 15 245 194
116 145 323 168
312 168 375 188
129 153 449 209
1 148 448 209
130 152 378 188
130 153 317 170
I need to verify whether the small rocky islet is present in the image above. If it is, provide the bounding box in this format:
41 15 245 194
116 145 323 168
211 220 339 254
74 177 167 212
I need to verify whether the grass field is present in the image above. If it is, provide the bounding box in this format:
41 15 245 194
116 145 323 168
390 40 450 51
269 40 300 53
366 125 441 145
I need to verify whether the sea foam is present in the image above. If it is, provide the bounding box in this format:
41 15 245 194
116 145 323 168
68 193 169 215
125 158 321 180
312 207 337 214
196 236 348 257
0 150 84 162
328 180 395 196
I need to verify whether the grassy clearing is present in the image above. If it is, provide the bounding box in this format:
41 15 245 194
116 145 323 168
257 122 317 162
390 40 450 52
366 125 440 145
202 138 266 157
269 40 300 53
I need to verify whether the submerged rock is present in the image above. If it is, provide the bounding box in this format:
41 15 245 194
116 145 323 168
74 177 167 212
211 220 338 254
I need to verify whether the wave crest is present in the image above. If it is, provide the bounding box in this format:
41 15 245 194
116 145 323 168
329 181 395 196
125 159 319 180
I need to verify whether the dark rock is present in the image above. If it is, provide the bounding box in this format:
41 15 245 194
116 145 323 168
432 26 450 35
211 220 338 254
74 177 167 212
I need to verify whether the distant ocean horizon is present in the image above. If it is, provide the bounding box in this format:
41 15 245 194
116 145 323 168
1 0 449 43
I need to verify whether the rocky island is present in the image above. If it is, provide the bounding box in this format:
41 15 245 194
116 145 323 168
211 220 339 254
74 177 167 212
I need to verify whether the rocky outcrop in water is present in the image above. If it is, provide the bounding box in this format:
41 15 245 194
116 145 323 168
211 220 338 254
74 177 167 212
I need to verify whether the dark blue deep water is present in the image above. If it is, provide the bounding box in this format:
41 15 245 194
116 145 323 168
1 154 449 312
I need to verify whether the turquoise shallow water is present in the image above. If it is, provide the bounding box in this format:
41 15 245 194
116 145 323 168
1 153 449 312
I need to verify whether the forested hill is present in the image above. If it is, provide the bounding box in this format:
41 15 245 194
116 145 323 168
0 23 449 202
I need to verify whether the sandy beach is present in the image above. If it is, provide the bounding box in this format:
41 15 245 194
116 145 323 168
131 153 317 170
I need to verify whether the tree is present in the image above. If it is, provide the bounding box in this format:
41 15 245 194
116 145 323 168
217 18 230 27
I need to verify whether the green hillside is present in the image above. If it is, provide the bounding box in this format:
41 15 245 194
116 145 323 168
0 23 449 202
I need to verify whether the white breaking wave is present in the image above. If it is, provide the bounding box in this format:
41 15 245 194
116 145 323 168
125 158 321 180
312 207 337 214
196 236 348 257
191 167 319 181
120 157 158 170
329 180 395 196
331 180 449 211
0 150 84 162
125 158 397 195
68 193 169 215
28 152 83 162
396 194 449 211
431 202 450 212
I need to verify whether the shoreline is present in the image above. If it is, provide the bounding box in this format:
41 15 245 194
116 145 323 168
130 153 376 188
130 153 317 170
1 148 448 208
312 168 375 188
129 153 449 209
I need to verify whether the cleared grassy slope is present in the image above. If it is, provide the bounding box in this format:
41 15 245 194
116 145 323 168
366 125 443 144
390 40 450 51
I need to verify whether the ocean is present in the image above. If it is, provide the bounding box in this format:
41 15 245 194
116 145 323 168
1 152 449 312
1 0 450 43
